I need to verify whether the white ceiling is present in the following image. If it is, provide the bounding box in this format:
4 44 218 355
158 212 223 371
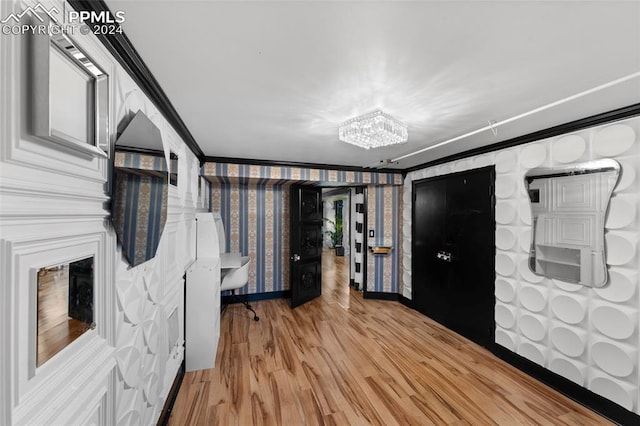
105 0 640 170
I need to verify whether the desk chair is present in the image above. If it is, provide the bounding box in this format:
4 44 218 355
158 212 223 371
220 256 259 321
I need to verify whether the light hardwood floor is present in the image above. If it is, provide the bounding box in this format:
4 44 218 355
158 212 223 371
170 252 610 425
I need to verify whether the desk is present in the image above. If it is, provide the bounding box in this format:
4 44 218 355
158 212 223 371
369 245 393 255
221 252 242 269
186 258 220 371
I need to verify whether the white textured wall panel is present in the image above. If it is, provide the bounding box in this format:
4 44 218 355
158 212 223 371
403 115 640 414
111 70 196 425
0 0 197 423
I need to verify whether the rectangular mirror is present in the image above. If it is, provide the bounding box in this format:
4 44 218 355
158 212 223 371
32 24 109 157
525 159 620 287
37 256 95 367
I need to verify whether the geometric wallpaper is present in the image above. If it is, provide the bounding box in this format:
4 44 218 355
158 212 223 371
403 116 640 413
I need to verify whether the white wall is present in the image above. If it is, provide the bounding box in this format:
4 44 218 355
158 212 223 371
402 115 640 413
0 0 200 424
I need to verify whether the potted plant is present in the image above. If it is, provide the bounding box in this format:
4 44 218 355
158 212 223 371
324 217 344 256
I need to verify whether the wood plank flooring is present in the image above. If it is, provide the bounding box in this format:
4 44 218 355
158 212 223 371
170 252 610 425
37 267 91 366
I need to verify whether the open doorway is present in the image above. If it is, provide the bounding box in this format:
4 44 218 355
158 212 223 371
321 187 367 306
322 189 349 256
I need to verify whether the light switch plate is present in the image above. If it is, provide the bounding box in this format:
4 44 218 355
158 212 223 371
369 230 375 238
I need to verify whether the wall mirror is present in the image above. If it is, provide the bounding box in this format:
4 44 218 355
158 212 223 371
525 159 620 287
37 256 95 367
111 110 168 266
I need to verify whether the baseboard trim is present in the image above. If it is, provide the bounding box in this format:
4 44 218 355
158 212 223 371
157 360 185 426
399 295 413 308
492 344 640 425
363 291 399 301
222 290 291 304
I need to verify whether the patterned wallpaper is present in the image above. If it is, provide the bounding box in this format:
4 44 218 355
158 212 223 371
211 183 289 294
202 162 403 185
402 116 640 413
204 162 403 295
368 185 402 293
112 170 168 267
114 152 169 172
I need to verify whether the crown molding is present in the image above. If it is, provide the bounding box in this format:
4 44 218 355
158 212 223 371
405 103 640 173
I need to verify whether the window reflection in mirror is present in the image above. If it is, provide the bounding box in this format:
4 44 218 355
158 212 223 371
37 256 95 366
525 159 620 287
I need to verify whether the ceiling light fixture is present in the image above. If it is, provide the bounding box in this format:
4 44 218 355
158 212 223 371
339 110 408 149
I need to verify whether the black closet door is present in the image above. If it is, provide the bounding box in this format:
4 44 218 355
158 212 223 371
412 167 495 348
444 169 495 346
412 178 448 323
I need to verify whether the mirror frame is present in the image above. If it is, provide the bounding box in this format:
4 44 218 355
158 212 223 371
31 17 109 157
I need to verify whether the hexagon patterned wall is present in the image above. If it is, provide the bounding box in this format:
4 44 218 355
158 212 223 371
112 68 196 425
403 116 640 413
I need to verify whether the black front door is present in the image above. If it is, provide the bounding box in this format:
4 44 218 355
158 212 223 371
413 167 495 348
290 185 323 308
413 178 448 323
445 169 495 345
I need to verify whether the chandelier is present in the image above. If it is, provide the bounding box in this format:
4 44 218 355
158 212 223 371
339 110 408 149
